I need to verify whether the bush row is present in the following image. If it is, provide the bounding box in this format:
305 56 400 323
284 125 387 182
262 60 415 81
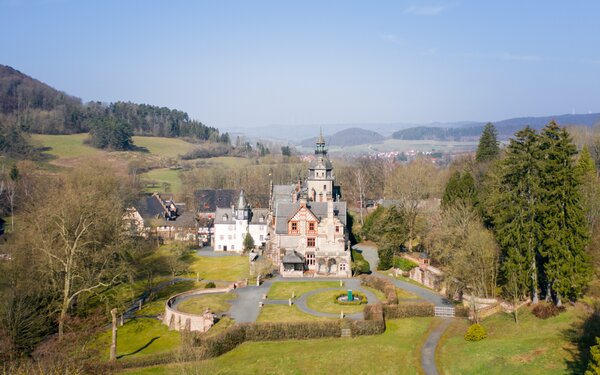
360 275 398 305
382 303 434 318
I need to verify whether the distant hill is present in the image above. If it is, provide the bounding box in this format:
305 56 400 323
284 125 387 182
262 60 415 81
0 64 225 141
300 128 385 147
392 113 600 141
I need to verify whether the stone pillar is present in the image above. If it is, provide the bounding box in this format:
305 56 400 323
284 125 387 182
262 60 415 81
110 308 118 361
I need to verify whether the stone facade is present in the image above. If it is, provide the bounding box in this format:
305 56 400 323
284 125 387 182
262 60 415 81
268 132 351 277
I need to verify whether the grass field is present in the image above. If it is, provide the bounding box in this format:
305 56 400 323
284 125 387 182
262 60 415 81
438 305 586 375
257 304 333 323
189 255 250 282
131 136 198 158
176 292 236 315
266 281 341 300
121 318 434 375
306 290 366 314
140 168 183 195
31 133 102 159
91 318 180 362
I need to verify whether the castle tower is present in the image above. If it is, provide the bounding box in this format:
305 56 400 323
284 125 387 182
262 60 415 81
307 130 334 202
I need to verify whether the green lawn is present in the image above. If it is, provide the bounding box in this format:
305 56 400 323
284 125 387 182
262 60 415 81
134 280 205 317
31 133 102 159
176 292 236 315
267 281 341 300
306 289 366 314
91 318 180 362
438 306 584 375
189 254 249 282
120 318 434 375
140 168 183 195
131 136 198 158
257 304 333 323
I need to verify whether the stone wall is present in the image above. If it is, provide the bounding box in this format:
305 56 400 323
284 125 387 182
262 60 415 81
163 284 235 332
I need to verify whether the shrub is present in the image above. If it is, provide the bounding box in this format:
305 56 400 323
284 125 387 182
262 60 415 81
205 282 216 288
351 249 370 275
377 246 394 270
360 275 398 304
244 321 342 341
363 303 384 321
531 302 565 319
349 318 386 336
393 256 418 272
464 323 487 341
382 303 434 318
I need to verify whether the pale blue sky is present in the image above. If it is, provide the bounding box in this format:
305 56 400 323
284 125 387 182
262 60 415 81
1 0 599 129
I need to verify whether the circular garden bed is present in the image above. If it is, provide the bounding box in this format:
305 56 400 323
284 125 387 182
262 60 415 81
306 290 368 314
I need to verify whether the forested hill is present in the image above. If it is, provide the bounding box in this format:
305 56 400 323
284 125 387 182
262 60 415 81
392 113 600 141
0 64 225 141
300 127 385 147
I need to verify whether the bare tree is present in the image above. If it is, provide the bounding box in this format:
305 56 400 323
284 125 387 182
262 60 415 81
385 159 439 251
23 165 131 340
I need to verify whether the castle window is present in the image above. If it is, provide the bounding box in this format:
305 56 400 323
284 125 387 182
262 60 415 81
305 252 315 266
290 221 299 234
340 263 346 271
335 226 340 233
307 237 316 247
323 184 327 190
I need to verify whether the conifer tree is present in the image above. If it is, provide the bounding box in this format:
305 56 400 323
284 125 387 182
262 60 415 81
494 126 542 303
537 122 591 304
476 123 500 162
442 171 477 209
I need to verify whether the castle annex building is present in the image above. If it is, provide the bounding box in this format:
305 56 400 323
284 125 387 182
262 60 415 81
268 133 351 277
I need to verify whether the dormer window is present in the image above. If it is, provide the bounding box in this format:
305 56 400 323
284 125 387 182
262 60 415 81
290 221 299 234
259 216 265 223
222 214 228 221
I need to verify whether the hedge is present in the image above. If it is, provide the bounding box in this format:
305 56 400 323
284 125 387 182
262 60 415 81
360 275 398 305
382 303 434 318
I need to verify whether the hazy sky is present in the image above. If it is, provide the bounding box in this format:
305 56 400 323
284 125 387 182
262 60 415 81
1 0 599 129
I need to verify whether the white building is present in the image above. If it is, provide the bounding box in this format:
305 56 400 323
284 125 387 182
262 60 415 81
214 190 269 252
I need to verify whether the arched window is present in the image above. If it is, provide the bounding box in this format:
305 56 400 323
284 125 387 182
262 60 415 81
222 214 228 221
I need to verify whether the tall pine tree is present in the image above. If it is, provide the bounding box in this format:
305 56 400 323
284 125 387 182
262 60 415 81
537 122 591 304
476 123 500 162
494 126 542 303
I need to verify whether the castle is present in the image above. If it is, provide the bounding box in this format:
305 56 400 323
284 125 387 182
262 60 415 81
267 132 351 277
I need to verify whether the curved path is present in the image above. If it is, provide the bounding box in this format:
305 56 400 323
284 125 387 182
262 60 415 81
354 243 454 375
354 244 453 307
293 284 379 319
421 319 453 375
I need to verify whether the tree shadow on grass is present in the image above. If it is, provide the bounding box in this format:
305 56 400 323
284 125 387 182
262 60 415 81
117 336 160 359
562 303 600 374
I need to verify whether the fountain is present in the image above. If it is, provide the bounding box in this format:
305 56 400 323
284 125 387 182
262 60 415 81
336 289 363 303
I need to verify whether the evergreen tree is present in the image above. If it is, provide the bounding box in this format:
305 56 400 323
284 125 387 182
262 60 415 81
243 232 255 252
587 337 600 375
493 126 542 303
537 122 591 304
476 123 500 162
442 171 477 209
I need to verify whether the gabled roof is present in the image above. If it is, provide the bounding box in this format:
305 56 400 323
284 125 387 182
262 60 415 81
283 250 304 264
274 201 347 234
135 195 166 221
195 189 270 212
195 189 240 213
